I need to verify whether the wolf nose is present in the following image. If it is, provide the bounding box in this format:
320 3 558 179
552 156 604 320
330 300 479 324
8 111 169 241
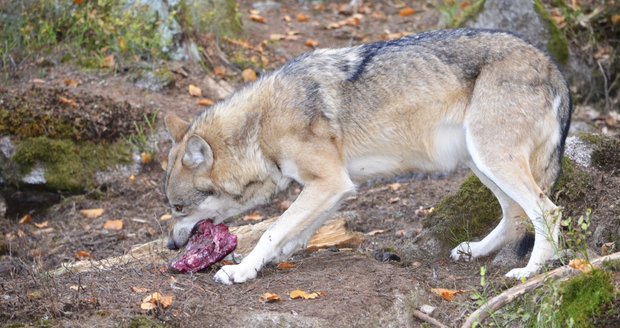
166 239 179 250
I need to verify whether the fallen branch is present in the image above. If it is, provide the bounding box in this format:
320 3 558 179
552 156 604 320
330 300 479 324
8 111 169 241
412 309 450 328
462 251 620 328
48 217 363 276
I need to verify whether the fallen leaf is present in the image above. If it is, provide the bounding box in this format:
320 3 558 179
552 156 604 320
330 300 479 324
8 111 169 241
283 15 292 23
34 221 49 229
304 39 320 48
101 55 115 68
188 84 202 97
388 183 401 191
160 214 172 221
69 285 80 291
569 258 593 273
80 208 104 219
74 250 91 260
399 7 416 17
243 212 263 222
213 66 226 78
250 14 266 23
19 214 32 224
27 291 43 300
276 262 296 270
103 219 123 231
366 229 386 236
160 160 168 171
296 13 310 23
140 152 152 165
242 68 257 82
31 78 46 84
612 14 620 25
140 302 157 310
72 0 84 5
388 197 400 204
259 292 281 303
160 295 173 308
64 79 80 87
326 22 342 29
415 206 434 217
197 98 215 106
290 289 321 300
142 292 161 303
270 33 287 40
128 174 136 183
58 96 78 108
430 288 467 302
131 286 149 293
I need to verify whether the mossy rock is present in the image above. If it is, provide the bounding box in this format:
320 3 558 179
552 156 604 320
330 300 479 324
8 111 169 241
12 137 132 192
423 174 501 248
558 269 615 327
0 87 152 143
554 156 593 207
533 0 569 64
577 133 620 172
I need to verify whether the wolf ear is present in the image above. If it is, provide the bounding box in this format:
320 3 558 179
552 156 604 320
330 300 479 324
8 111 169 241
165 113 190 143
182 135 213 169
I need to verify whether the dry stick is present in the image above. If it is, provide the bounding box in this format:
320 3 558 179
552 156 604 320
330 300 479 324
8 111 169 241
412 309 450 328
461 251 620 328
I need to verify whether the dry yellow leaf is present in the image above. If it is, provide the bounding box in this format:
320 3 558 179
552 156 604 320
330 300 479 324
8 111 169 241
197 98 215 106
388 197 400 204
388 183 401 191
140 302 157 310
276 262 296 270
102 55 115 68
131 286 149 293
79 208 104 219
142 292 161 303
612 14 620 25
430 288 467 302
19 214 32 224
296 13 310 23
64 79 80 87
304 39 319 48
399 7 416 17
188 84 202 97
103 219 123 231
34 221 49 229
283 15 292 23
243 212 263 222
259 292 281 303
250 14 266 23
140 152 152 165
569 258 593 273
31 78 46 84
74 250 91 260
160 295 173 308
58 96 78 108
289 289 321 300
242 68 257 82
159 214 172 221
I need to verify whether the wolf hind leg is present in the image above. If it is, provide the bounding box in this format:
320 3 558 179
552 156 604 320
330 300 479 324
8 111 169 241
451 164 527 261
464 132 561 279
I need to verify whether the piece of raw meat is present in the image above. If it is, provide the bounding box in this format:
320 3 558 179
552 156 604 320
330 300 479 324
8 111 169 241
169 220 237 273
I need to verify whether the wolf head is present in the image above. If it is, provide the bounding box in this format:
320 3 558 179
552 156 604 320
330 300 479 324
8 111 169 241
162 111 284 249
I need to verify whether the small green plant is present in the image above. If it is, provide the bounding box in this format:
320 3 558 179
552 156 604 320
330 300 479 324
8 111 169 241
127 111 159 155
560 208 592 262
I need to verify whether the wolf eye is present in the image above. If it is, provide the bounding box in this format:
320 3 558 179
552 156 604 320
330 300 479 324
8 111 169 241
173 205 184 212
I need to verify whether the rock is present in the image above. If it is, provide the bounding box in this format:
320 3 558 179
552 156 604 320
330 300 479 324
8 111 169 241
419 304 436 315
252 1 281 12
564 136 593 168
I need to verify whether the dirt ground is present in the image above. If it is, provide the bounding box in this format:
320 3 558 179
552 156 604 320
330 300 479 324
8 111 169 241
1 1 619 327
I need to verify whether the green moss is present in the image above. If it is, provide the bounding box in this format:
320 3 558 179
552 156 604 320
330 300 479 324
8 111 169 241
577 133 620 171
437 0 486 28
557 269 614 327
602 259 620 272
0 107 82 140
12 137 132 192
554 156 592 204
126 317 166 328
178 0 242 38
424 174 501 247
533 0 569 64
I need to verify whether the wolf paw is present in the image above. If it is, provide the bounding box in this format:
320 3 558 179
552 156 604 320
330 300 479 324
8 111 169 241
213 264 257 285
505 266 537 280
450 242 474 261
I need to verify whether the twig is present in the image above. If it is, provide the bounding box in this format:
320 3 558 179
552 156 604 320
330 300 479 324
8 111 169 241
412 309 450 328
597 60 610 111
462 251 620 328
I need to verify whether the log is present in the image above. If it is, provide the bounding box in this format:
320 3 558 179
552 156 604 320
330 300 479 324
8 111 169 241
461 251 620 328
49 217 363 276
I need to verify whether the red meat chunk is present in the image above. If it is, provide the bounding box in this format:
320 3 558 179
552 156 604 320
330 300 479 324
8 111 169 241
169 220 237 273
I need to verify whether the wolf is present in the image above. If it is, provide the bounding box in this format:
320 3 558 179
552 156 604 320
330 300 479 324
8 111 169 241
163 28 572 284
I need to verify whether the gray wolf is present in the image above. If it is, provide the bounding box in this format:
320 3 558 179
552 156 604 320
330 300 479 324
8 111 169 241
163 28 571 284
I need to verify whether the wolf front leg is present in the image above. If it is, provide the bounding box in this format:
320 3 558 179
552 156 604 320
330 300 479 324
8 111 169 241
213 172 355 284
